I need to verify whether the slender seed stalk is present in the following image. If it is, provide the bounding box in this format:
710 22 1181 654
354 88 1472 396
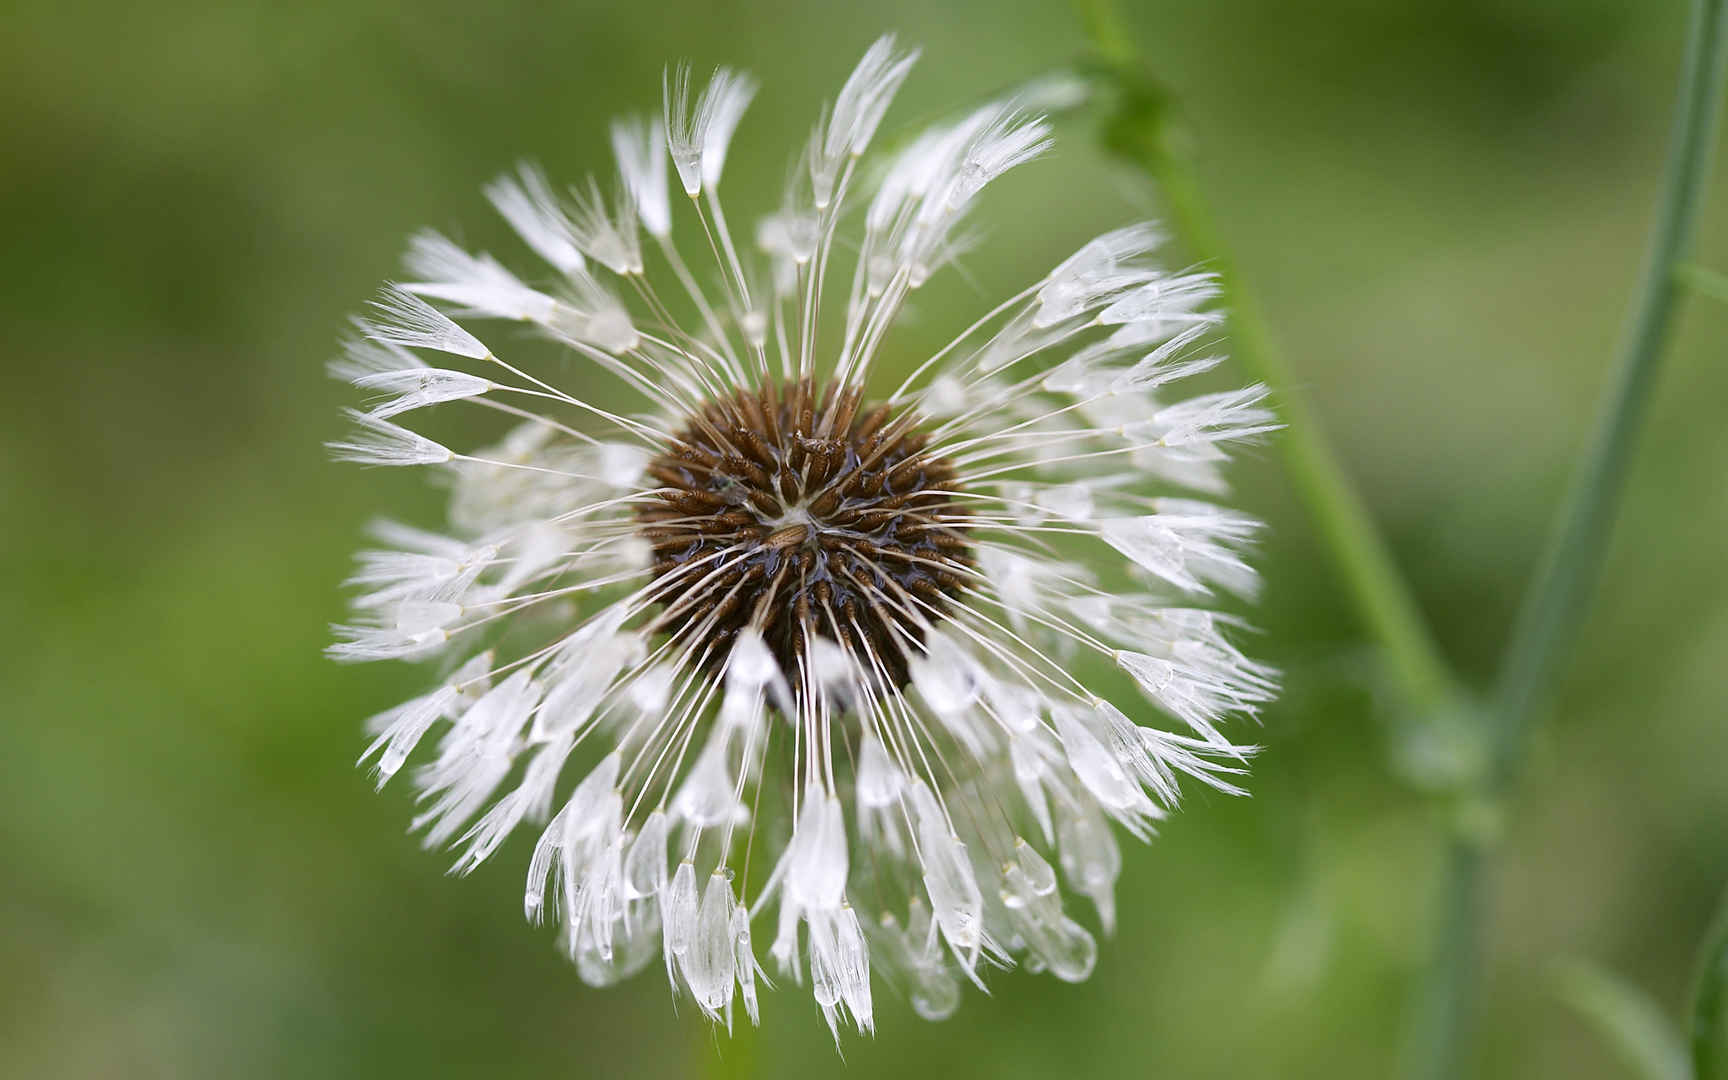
1072 0 1456 715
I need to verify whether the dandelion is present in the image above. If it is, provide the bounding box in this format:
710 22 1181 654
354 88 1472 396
328 35 1278 1037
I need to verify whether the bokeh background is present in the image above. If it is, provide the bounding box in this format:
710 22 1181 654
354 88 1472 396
5 0 1727 1076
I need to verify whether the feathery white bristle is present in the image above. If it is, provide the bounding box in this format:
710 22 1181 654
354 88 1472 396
327 408 454 467
665 65 757 196
363 284 490 360
611 115 672 239
401 230 558 323
354 367 492 418
486 163 587 275
697 68 757 190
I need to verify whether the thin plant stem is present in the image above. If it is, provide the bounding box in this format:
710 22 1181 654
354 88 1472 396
1409 0 1728 1075
1402 838 1490 1080
1072 0 1456 715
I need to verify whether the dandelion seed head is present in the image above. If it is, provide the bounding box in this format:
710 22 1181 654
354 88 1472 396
328 35 1279 1038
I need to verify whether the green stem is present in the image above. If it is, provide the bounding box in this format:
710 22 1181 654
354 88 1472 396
1072 0 1455 714
1403 838 1489 1080
1694 886 1728 1079
1412 0 1728 1075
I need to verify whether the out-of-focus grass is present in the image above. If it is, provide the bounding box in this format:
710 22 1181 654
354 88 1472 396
3 1 1726 1077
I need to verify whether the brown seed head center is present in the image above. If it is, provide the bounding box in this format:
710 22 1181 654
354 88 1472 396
636 379 971 686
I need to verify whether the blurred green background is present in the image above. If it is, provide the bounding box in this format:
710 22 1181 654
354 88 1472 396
5 0 1727 1076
